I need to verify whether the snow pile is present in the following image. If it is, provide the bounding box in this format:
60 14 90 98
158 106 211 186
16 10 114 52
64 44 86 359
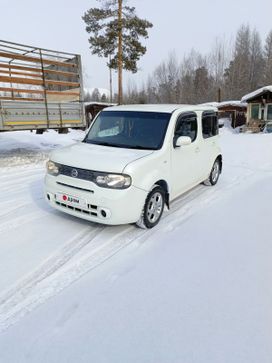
200 100 247 108
0 128 272 362
0 129 85 167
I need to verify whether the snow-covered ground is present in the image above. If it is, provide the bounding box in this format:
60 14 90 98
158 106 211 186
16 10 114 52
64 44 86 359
0 126 272 362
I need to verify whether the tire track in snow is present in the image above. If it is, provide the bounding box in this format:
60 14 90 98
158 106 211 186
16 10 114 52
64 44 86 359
0 226 104 327
0 163 262 332
0 225 143 332
0 175 43 193
0 210 47 234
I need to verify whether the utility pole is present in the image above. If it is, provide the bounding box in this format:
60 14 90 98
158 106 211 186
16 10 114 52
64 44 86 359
118 0 123 104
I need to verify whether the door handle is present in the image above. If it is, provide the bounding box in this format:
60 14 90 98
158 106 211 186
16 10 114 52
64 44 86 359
195 147 200 153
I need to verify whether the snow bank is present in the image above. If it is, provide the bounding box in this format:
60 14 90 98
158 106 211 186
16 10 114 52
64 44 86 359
0 127 272 363
0 130 85 167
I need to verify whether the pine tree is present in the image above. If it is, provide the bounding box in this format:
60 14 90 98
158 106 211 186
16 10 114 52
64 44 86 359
82 0 153 104
101 93 108 102
91 88 101 101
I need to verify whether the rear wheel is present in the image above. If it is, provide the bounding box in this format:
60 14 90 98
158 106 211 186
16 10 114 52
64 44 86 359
136 186 165 229
204 159 221 186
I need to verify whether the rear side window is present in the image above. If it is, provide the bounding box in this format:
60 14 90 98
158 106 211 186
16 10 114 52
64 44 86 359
202 112 218 139
175 112 198 143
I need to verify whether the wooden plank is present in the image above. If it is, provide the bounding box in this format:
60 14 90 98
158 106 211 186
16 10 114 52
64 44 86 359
0 87 80 96
0 51 77 68
0 62 43 73
4 120 82 126
45 79 80 87
45 90 80 96
44 69 78 77
0 69 43 78
0 96 44 102
0 75 80 87
0 87 44 94
0 63 78 77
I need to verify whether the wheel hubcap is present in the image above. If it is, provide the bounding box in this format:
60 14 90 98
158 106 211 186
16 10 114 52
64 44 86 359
146 192 163 223
211 162 219 183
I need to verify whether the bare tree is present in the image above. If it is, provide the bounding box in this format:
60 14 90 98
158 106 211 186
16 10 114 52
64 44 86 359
264 30 272 85
249 29 264 90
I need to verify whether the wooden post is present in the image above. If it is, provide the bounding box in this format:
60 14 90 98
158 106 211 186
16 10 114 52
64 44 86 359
118 0 123 105
39 49 50 129
217 88 221 103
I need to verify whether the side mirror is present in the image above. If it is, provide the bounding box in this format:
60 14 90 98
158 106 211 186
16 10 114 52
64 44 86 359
174 136 192 147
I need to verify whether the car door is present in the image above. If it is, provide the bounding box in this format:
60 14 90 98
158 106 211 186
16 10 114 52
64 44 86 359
171 112 202 199
198 111 219 179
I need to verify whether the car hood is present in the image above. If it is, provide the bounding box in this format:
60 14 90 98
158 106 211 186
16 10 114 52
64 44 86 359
50 142 154 173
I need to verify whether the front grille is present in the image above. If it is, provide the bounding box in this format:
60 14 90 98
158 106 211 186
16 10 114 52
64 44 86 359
56 181 94 193
55 201 98 217
59 164 96 182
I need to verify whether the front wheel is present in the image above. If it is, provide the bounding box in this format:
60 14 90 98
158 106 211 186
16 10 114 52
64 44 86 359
204 159 221 186
136 186 165 229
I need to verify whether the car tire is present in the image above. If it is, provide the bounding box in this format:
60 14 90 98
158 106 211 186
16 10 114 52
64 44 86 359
204 158 221 186
136 186 165 229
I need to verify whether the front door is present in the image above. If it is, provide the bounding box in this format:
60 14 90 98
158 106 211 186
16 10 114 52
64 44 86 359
171 112 202 199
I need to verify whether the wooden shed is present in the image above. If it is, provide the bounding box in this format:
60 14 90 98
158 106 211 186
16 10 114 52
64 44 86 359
217 101 247 128
241 86 272 132
84 102 116 127
200 101 247 128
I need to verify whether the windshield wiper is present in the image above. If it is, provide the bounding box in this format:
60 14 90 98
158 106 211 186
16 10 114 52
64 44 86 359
83 140 155 150
84 140 125 148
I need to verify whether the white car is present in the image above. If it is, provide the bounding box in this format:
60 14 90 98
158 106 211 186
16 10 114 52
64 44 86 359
45 104 222 228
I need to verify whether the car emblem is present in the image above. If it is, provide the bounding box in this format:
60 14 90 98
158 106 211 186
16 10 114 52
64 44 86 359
71 168 78 178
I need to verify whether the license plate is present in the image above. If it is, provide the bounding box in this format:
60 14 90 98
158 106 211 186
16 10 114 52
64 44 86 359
55 193 87 209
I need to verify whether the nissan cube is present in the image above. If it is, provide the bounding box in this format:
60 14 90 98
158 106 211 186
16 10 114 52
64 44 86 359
45 105 222 228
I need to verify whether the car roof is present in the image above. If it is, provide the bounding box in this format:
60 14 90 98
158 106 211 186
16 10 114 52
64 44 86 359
103 104 217 113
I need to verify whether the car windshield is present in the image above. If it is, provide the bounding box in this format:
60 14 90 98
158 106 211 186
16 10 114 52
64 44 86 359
84 111 171 150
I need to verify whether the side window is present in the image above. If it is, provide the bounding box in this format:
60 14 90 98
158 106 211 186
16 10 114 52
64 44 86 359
267 104 272 121
202 113 218 139
175 113 198 143
251 104 260 119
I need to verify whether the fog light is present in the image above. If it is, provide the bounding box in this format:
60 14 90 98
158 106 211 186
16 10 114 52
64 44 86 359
101 209 107 218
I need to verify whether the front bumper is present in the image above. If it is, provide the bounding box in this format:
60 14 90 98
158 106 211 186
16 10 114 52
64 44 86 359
44 174 147 225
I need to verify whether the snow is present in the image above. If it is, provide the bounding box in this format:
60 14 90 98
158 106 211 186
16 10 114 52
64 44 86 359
241 85 272 102
0 130 84 167
219 100 247 108
200 100 247 108
0 127 272 362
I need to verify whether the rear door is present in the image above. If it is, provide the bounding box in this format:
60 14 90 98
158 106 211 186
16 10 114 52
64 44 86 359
198 111 219 179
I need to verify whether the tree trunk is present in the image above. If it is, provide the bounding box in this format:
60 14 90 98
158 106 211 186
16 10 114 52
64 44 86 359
118 0 123 104
109 55 113 103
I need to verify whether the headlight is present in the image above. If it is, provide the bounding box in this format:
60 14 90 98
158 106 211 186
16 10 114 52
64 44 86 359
46 160 59 176
95 173 131 189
